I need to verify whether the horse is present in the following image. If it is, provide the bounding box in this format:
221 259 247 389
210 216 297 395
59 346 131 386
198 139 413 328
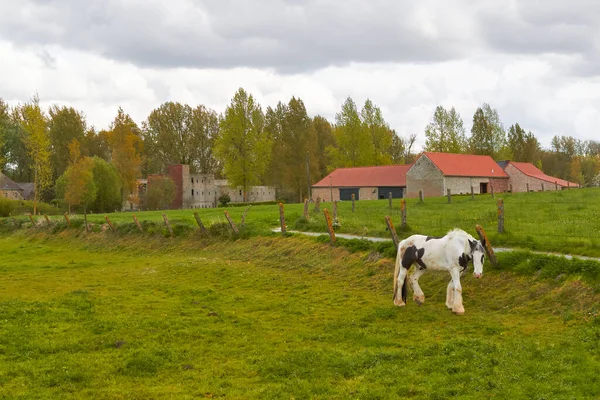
392 229 486 315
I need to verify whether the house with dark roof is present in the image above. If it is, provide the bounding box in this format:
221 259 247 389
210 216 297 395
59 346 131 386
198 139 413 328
311 164 412 201
406 152 510 197
0 172 25 200
503 161 579 191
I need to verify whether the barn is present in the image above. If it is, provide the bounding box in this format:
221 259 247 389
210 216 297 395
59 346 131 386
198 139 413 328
311 165 412 201
405 152 509 197
502 161 579 191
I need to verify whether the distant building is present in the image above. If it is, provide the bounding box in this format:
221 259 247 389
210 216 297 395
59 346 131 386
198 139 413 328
0 172 24 200
502 161 579 191
311 165 412 201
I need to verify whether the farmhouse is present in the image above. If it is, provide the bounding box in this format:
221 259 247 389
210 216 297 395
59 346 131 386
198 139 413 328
502 161 579 191
406 152 509 197
0 172 25 200
311 164 412 201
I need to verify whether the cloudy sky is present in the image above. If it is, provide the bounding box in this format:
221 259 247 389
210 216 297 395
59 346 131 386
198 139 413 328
1 0 599 149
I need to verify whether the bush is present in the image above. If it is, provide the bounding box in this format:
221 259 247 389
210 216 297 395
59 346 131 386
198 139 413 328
218 193 231 207
0 198 16 217
208 222 234 239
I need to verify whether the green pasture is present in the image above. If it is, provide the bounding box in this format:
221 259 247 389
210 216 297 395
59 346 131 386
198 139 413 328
0 232 599 399
5 187 600 257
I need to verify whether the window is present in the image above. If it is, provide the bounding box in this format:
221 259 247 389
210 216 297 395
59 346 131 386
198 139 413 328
191 178 194 183
239 190 242 196
191 189 194 196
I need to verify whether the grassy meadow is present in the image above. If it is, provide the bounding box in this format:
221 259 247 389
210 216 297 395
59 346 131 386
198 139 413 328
5 186 600 256
0 232 600 399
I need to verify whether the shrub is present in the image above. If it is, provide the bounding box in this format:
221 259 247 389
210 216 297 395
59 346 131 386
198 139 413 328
218 193 231 207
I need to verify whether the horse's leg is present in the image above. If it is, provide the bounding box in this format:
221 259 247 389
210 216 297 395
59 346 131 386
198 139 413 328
450 268 465 314
445 280 454 309
409 268 426 305
394 267 408 306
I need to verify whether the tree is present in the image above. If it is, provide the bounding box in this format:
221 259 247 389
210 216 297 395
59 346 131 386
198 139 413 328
469 104 506 159
89 157 122 213
0 99 9 170
142 102 219 175
61 140 97 214
424 106 467 153
327 97 372 168
146 175 176 210
48 105 86 180
361 99 393 165
214 88 272 202
108 108 143 206
17 94 52 214
311 116 335 178
391 131 417 164
82 128 111 161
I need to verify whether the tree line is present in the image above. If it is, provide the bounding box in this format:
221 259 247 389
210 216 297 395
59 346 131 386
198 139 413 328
1 89 599 213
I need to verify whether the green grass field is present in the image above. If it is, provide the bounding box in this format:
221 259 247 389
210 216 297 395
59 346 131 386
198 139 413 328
5 187 600 257
1 232 599 399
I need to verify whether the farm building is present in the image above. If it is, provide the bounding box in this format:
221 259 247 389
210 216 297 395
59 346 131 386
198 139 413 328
0 172 26 200
502 161 579 191
311 165 412 201
405 152 510 197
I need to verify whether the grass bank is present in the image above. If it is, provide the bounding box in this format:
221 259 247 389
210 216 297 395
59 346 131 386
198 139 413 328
0 231 599 399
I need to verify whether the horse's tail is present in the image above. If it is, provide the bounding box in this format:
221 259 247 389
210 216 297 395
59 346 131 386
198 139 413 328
393 240 408 303
401 273 408 304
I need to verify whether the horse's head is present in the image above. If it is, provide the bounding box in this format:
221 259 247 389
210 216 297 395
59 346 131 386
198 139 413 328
469 238 486 278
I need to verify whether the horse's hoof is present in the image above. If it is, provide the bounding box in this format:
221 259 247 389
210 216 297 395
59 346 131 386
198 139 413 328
453 308 465 315
414 295 425 305
393 300 406 307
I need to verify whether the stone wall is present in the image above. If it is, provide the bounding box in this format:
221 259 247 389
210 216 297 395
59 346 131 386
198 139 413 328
406 155 444 197
504 164 559 192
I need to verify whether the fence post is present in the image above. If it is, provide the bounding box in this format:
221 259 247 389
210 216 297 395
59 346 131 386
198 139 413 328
491 185 495 198
162 214 173 236
401 199 407 228
497 199 504 233
64 212 71 227
193 212 207 234
279 202 286 236
104 215 116 233
471 186 475 200
44 214 51 225
133 214 143 232
385 216 399 251
314 196 321 213
555 181 558 190
351 193 355 212
447 188 451 203
323 208 336 245
388 192 392 208
419 190 424 203
475 225 498 267
541 183 544 191
29 213 35 226
510 184 513 193
333 200 338 219
241 205 252 227
303 199 309 219
526 183 530 192
224 210 239 234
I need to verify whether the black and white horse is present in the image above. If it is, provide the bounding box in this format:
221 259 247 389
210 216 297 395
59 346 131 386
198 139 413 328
393 229 486 315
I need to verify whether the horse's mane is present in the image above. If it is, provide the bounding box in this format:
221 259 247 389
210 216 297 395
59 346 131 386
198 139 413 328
445 228 474 240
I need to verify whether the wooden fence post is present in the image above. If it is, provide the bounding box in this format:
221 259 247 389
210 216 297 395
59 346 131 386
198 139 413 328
401 199 407 228
497 199 504 233
447 189 451 203
162 214 173 236
44 214 51 225
510 184 513 193
241 205 252 227
385 216 399 251
555 181 558 190
388 192 392 208
419 190 424 203
314 196 321 213
224 210 239 234
351 193 355 212
491 185 495 198
303 199 309 219
132 214 143 232
526 183 530 192
193 212 207 234
64 212 71 227
323 208 336 245
104 215 116 233
471 186 475 200
541 183 545 191
29 214 35 226
278 202 286 236
475 225 498 267
333 200 338 219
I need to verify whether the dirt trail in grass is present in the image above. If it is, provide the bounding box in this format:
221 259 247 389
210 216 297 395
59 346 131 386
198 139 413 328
277 228 600 261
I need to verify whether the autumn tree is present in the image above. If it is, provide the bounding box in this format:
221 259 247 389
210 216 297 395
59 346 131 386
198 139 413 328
59 140 97 214
142 102 219 174
82 128 111 161
469 104 506 159
108 108 143 206
48 105 86 180
214 88 272 202
17 94 52 214
424 106 468 154
146 175 176 210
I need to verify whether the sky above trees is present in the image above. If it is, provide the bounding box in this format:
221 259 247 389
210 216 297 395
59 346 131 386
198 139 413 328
1 0 599 149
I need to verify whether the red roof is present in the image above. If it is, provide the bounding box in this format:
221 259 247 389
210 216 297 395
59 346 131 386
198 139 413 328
420 152 509 178
508 161 579 187
312 165 412 187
